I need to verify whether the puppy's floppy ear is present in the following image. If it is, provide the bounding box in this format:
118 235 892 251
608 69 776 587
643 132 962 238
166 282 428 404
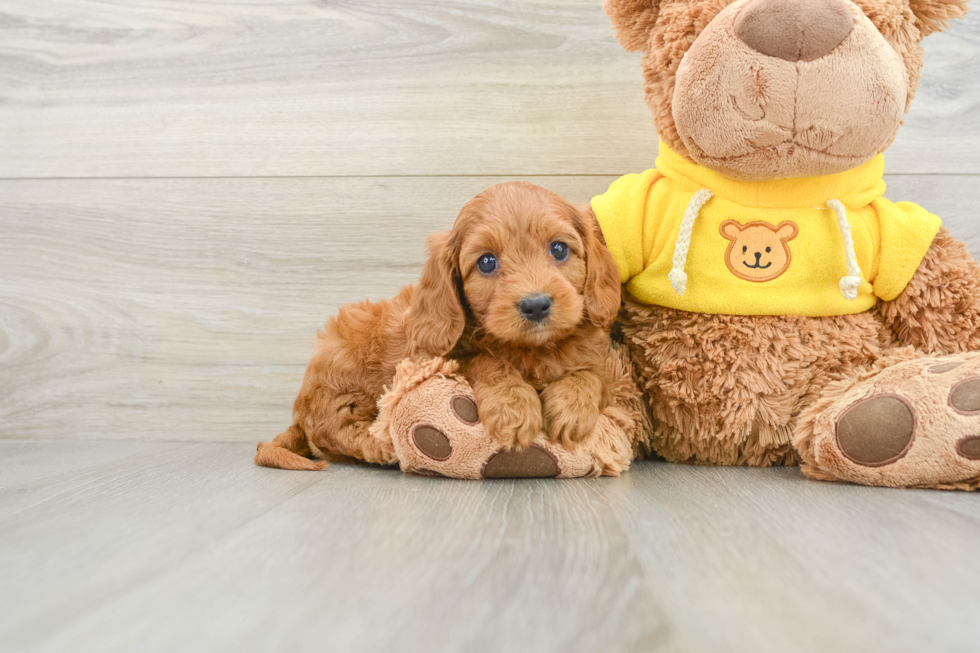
407 232 466 357
604 0 663 51
908 0 969 37
575 204 622 329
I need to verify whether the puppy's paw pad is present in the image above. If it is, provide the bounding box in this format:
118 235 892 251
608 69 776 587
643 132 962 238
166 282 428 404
836 394 916 467
949 377 980 415
481 445 560 479
412 425 453 461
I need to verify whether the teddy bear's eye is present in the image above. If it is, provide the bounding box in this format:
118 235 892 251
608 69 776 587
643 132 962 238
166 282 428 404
766 247 771 253
742 246 747 254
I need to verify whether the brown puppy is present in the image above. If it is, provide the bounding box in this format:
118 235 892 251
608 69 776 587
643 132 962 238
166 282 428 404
255 182 621 471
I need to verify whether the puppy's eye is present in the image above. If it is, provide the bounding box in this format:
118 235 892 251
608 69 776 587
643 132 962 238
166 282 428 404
742 246 747 254
549 241 569 262
765 247 771 253
477 253 498 275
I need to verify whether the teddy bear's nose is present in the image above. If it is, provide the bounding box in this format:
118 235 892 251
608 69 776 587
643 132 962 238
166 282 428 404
735 0 853 62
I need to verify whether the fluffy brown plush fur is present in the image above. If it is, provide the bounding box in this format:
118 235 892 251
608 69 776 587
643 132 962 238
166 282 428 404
600 0 979 488
619 299 887 465
255 182 621 470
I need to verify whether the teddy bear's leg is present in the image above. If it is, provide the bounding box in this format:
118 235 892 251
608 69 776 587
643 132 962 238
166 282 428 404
793 350 980 490
617 298 885 466
369 355 640 479
793 227 980 490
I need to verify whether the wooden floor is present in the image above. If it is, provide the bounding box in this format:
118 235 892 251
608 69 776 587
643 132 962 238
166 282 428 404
3 440 980 653
2 1 980 651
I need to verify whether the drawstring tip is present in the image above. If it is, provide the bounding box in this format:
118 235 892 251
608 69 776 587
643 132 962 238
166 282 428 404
840 275 861 300
668 269 688 296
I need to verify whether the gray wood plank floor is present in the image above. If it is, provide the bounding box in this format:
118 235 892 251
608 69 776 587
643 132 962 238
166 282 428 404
3 1 980 651
2 440 979 653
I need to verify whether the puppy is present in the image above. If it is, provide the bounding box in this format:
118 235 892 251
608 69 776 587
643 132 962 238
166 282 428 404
255 181 621 471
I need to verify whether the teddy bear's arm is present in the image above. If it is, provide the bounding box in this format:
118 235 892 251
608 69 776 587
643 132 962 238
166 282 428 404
877 227 980 354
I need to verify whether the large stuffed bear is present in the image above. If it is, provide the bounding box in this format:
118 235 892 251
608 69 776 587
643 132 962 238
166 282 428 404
591 0 980 489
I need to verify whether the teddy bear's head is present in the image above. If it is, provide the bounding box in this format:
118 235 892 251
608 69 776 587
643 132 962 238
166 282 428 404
604 0 968 180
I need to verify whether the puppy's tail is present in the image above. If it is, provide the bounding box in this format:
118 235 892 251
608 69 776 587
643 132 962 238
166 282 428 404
255 424 327 471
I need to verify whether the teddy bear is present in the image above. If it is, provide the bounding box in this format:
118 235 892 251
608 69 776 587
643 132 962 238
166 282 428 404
589 0 980 489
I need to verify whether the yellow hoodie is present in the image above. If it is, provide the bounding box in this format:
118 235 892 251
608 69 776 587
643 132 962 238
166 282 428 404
591 141 942 317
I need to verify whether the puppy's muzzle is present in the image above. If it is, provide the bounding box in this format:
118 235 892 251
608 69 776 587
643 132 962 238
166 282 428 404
518 293 552 323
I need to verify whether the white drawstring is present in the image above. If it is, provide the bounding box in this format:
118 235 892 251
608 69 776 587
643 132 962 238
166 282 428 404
669 188 713 296
826 199 862 300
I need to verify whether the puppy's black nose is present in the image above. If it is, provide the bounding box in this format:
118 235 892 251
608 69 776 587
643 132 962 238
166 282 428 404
754 252 762 261
518 294 552 322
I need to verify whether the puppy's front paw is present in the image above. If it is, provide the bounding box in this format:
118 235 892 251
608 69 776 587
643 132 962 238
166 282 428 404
541 376 601 447
543 399 600 447
479 385 543 450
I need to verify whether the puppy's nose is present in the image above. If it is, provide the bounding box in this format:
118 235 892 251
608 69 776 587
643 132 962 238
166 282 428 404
735 0 853 62
518 294 552 322
754 251 762 261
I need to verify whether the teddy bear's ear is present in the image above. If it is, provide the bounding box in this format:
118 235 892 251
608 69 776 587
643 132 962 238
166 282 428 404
908 0 969 37
603 0 663 51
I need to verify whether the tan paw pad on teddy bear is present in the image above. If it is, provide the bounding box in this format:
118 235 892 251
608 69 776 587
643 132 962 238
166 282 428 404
797 352 980 489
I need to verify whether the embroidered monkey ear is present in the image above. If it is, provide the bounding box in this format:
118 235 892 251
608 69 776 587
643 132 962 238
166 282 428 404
720 220 742 241
603 0 663 51
775 221 799 241
908 0 969 37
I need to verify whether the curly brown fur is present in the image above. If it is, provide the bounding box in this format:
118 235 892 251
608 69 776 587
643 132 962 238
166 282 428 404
256 182 621 470
876 227 980 354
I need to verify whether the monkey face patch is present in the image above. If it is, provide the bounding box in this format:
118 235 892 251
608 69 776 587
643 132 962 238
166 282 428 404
720 220 798 282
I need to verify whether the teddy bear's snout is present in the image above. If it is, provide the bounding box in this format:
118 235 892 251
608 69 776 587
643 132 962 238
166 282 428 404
735 0 854 62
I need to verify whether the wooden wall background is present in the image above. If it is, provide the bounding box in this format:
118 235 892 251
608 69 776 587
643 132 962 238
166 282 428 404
2 0 979 442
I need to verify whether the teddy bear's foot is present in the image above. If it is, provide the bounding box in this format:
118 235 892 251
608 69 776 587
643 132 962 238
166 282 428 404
369 357 634 479
795 351 980 490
